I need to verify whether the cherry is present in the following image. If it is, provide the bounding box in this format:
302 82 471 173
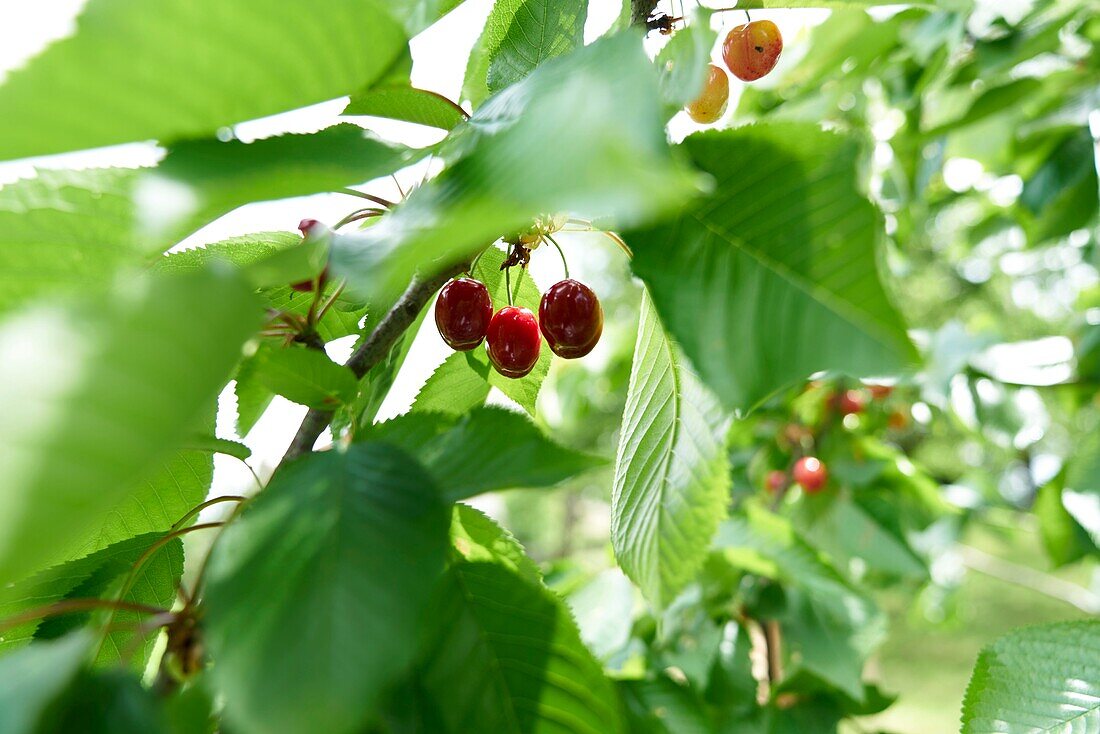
486 306 541 378
435 278 493 351
792 457 827 494
539 279 603 359
868 384 894 400
765 470 788 493
832 389 866 416
686 64 730 124
888 410 909 430
723 20 783 82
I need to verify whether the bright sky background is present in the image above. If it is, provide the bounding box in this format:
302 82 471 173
0 1 835 501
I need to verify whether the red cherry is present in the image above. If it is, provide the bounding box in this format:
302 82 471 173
833 389 866 416
538 279 603 359
435 278 493 351
765 470 788 493
792 457 827 493
298 218 322 235
723 20 783 82
486 306 541 378
686 64 730 124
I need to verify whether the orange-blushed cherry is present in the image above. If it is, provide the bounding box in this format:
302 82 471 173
792 456 827 494
436 278 493 351
765 470 788 493
868 384 895 400
723 20 783 82
686 64 730 124
486 306 541 378
539 279 603 359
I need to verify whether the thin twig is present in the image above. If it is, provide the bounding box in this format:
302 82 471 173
0 598 169 635
338 189 396 209
957 544 1100 614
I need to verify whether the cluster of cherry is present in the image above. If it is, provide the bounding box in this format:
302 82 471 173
685 19 784 124
435 273 603 379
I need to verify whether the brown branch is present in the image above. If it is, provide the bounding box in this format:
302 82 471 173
281 260 469 462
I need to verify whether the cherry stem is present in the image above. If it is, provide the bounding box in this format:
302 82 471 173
96 522 225 659
334 208 385 230
169 496 245 533
314 280 347 325
391 174 406 200
545 234 570 280
337 189 395 209
745 9 751 22
468 246 487 277
505 263 514 306
0 598 171 636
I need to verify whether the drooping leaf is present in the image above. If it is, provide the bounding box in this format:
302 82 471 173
203 444 450 734
331 33 699 302
0 268 260 585
792 497 926 580
0 170 139 316
137 125 412 247
344 85 469 131
417 561 624 733
620 675 714 734
451 504 542 584
368 406 604 501
0 633 91 734
612 291 731 607
961 620 1100 734
626 124 917 411
250 344 358 410
0 0 406 160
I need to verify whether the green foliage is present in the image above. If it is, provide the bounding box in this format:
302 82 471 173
0 0 407 160
628 125 917 410
612 291 731 607
411 561 624 733
0 268 259 584
250 344 358 409
367 406 604 501
961 621 1100 733
0 633 91 734
203 444 450 734
344 86 469 130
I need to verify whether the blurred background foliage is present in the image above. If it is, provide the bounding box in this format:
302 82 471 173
498 1 1099 730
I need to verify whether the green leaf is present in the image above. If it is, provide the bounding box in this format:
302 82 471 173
418 561 624 733
0 0 406 160
203 444 450 734
344 85 468 131
0 534 163 654
626 124 917 411
620 675 714 734
332 33 698 302
464 0 587 107
655 12 717 109
89 448 213 553
183 434 252 461
387 0 466 35
0 268 259 584
412 351 493 414
961 620 1100 734
611 290 730 607
0 633 91 734
140 125 411 246
451 504 542 584
1035 481 1097 567
792 497 926 579
234 352 277 437
485 0 588 95
368 406 604 501
250 344 358 409
0 170 139 316
36 668 167 734
715 505 884 701
36 539 184 669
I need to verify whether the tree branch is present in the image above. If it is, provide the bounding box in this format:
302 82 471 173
281 260 469 462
